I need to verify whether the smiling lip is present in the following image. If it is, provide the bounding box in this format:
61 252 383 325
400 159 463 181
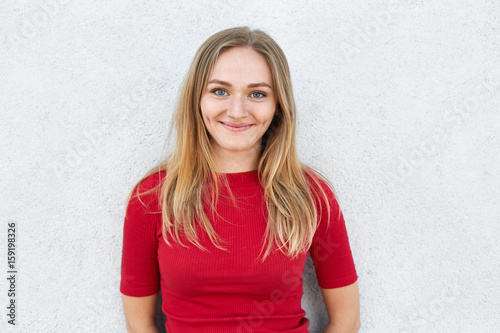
220 122 253 132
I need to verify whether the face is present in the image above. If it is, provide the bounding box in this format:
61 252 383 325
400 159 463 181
200 46 277 170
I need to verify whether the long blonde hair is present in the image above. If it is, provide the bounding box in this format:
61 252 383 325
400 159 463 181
128 26 337 262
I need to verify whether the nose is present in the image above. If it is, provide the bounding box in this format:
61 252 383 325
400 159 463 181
226 95 248 118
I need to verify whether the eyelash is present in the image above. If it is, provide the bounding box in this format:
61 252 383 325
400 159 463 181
210 88 267 98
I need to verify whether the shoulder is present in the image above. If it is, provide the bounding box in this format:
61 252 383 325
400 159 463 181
137 170 167 192
303 167 337 201
303 167 341 221
127 169 167 214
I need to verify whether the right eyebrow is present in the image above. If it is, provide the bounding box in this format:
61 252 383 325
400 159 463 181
207 79 232 87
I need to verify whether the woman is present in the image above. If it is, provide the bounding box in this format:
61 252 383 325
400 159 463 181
120 26 360 333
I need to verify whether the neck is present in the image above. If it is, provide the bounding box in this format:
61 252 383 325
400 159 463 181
211 149 260 174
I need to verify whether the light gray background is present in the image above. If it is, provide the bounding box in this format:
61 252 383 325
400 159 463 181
1 0 499 332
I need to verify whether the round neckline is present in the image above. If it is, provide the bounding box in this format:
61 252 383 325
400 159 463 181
214 169 260 187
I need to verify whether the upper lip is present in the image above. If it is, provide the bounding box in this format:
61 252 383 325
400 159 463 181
220 122 252 127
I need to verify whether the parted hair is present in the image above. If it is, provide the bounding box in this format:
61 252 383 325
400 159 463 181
127 26 337 262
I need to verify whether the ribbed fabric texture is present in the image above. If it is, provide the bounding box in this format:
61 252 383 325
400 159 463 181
120 170 357 333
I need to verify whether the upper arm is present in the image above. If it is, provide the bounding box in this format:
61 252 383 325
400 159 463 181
120 176 162 296
308 175 359 330
321 281 360 331
120 175 163 332
122 293 159 332
309 178 358 288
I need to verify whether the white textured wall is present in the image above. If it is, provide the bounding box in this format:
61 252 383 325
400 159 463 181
1 1 499 332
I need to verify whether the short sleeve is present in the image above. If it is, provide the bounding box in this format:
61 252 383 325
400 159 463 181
309 176 358 289
120 173 164 297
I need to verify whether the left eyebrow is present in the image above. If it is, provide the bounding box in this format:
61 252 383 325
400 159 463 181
247 82 272 89
207 79 272 89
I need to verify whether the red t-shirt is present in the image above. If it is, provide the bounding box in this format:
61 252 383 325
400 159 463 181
120 170 357 333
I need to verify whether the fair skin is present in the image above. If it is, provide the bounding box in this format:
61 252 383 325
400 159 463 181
122 294 159 333
122 46 360 333
200 46 277 173
322 281 361 333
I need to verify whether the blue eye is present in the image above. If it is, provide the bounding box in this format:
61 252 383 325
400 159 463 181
251 91 266 98
212 88 227 96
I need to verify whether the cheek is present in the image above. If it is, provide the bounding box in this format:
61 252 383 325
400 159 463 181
258 106 276 127
200 100 212 124
200 98 219 120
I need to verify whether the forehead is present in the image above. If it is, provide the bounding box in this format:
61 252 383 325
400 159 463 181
208 47 272 84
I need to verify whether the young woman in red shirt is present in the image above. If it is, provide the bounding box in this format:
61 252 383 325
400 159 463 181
120 26 360 333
